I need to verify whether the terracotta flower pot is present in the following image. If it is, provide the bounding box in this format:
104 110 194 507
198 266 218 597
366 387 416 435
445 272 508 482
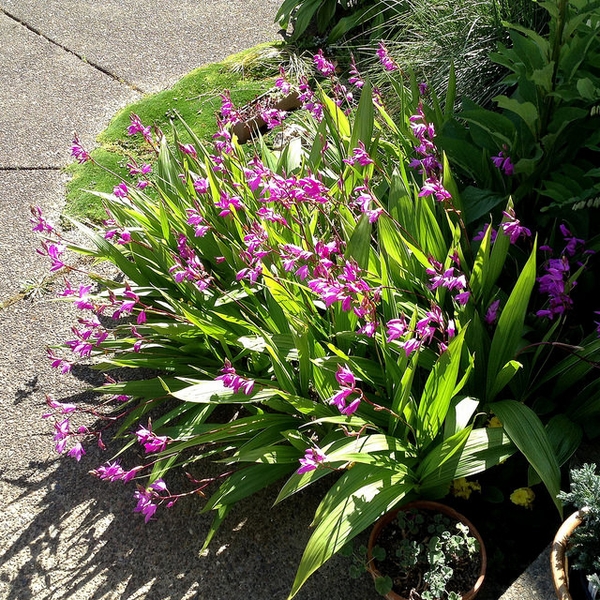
367 500 487 600
550 509 588 600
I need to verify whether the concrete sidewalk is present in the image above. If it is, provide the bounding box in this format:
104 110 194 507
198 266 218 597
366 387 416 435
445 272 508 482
0 2 558 599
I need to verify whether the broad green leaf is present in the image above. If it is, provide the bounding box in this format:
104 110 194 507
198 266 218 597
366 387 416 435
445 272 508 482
444 62 456 118
321 92 350 138
274 0 300 26
276 434 415 506
390 352 418 436
320 434 414 471
459 109 516 146
172 380 285 404
506 22 550 58
528 415 583 485
418 427 516 496
203 463 294 513
226 445 302 465
461 187 506 224
469 220 492 300
288 0 322 39
345 213 372 270
443 396 480 438
490 360 523 399
201 505 230 552
163 414 300 453
451 426 515 479
491 400 561 514
483 212 512 299
327 7 370 42
416 428 472 488
493 96 539 136
543 335 600 397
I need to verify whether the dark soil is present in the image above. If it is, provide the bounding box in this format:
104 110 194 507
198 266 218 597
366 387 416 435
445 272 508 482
442 459 563 600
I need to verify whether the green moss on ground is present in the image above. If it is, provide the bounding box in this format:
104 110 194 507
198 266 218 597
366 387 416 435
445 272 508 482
65 43 286 222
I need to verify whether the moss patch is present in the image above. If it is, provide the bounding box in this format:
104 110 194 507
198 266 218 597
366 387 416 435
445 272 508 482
65 43 287 221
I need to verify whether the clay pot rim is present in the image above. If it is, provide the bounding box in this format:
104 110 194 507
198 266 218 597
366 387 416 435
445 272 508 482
366 500 487 600
550 508 589 600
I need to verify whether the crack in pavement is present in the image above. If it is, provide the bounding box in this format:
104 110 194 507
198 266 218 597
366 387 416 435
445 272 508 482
0 6 147 94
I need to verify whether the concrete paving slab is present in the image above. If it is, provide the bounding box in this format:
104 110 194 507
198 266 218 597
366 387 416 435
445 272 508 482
0 170 67 305
0 0 281 94
498 545 556 600
0 11 139 168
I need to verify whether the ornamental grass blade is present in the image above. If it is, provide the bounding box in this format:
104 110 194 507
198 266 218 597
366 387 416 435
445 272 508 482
491 400 562 514
288 465 414 599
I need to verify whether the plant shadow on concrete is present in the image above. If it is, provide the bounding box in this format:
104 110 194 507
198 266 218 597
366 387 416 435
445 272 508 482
1 309 375 600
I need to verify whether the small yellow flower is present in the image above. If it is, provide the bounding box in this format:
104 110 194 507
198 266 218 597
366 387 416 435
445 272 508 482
510 487 535 509
450 477 482 500
488 416 503 428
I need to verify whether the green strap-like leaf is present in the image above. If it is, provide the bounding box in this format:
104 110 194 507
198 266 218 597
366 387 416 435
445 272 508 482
454 426 516 478
203 463 294 513
418 426 516 499
288 465 414 598
349 79 374 151
417 329 467 448
345 213 372 270
491 400 562 514
486 239 536 400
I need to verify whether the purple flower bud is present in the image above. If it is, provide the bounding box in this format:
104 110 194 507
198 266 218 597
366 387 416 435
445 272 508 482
335 365 356 388
377 42 398 72
113 182 128 198
70 134 90 163
485 300 501 325
313 50 336 77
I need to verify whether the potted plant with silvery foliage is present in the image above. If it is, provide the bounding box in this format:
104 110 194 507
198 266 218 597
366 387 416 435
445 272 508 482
364 500 486 600
552 463 600 600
